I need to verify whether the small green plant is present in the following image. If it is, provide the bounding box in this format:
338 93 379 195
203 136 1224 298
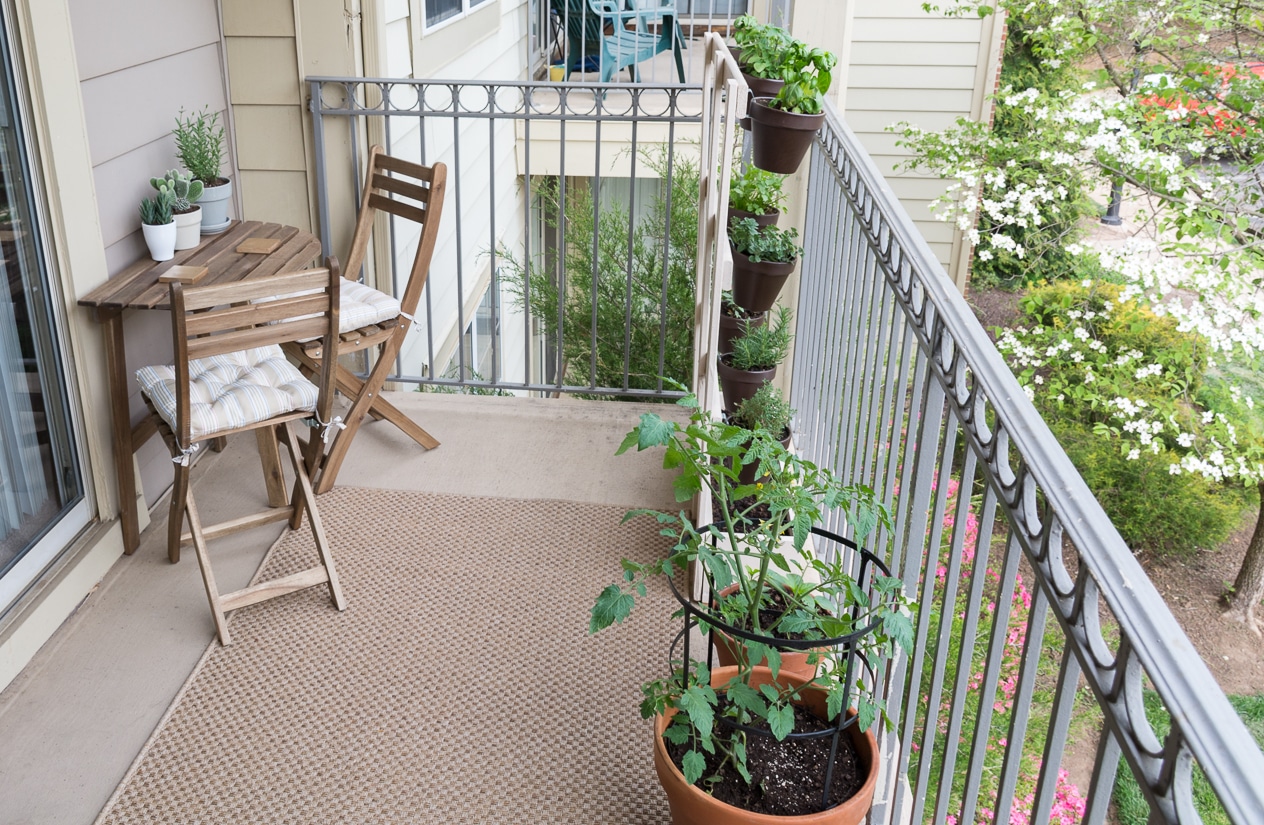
590 390 913 792
732 381 794 437
771 40 836 115
731 15 791 80
139 189 175 226
729 216 802 264
172 108 226 185
721 290 759 320
729 165 786 216
151 170 204 213
729 305 793 371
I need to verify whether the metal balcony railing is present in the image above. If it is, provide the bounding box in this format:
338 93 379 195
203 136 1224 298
308 76 713 400
794 105 1264 824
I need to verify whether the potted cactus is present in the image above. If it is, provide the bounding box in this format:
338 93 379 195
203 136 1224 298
139 187 177 262
172 108 232 234
152 170 204 251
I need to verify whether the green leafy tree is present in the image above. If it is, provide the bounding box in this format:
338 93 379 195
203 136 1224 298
500 151 698 399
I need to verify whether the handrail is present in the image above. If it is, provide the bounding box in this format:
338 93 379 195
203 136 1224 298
796 100 1264 824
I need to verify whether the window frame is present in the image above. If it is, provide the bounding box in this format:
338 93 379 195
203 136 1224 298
420 0 495 35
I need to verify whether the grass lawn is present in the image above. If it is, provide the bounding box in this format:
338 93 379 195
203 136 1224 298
1113 692 1264 824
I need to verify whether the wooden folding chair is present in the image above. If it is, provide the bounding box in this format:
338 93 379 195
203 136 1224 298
136 262 346 645
287 146 448 494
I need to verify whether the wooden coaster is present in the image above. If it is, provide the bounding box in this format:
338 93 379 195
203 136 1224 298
236 237 282 254
158 265 209 284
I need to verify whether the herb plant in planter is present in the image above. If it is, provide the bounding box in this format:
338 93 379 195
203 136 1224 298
718 304 792 414
152 170 204 251
749 39 837 174
731 382 794 487
729 217 801 314
731 15 790 130
139 188 177 262
173 108 232 235
718 291 765 357
591 395 913 824
727 165 786 229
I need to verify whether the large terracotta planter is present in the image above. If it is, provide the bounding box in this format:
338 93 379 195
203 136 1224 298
718 356 775 414
749 98 826 175
652 666 879 825
711 583 823 678
730 246 796 315
739 73 786 131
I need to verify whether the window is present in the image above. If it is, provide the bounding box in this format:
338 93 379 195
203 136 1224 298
0 3 89 613
424 0 492 30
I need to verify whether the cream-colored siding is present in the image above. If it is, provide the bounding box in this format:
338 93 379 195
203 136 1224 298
69 0 233 507
845 0 1004 288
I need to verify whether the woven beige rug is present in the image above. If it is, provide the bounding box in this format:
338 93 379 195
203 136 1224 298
95 488 675 824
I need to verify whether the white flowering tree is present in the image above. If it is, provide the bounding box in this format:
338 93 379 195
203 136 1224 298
902 0 1264 631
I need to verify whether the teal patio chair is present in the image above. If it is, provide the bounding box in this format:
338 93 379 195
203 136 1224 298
551 0 687 83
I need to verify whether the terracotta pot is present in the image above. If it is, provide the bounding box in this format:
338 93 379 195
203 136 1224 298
728 206 780 230
739 73 786 132
749 98 826 175
711 582 824 679
730 246 795 315
718 308 766 356
718 356 775 414
652 666 880 825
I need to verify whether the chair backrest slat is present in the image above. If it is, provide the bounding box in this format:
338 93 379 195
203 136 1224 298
185 317 332 361
370 172 432 206
184 294 331 337
367 194 427 227
375 153 436 182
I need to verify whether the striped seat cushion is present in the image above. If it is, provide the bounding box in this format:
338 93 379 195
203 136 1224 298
339 280 401 333
136 346 319 442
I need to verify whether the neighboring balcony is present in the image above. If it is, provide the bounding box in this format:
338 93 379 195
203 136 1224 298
2 48 1262 825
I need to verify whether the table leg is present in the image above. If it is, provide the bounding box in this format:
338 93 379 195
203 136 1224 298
101 309 140 554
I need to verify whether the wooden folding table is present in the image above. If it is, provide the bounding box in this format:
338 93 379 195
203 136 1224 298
78 221 322 554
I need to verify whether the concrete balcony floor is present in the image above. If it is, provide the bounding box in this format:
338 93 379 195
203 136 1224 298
0 392 684 825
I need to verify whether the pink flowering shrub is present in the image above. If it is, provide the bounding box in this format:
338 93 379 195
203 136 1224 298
911 477 1088 824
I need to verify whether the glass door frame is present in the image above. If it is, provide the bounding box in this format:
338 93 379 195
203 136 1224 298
0 0 92 615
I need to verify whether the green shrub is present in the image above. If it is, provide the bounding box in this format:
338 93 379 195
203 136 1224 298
1048 417 1243 554
998 280 1250 555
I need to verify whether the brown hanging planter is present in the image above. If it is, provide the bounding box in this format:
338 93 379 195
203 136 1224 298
739 73 785 131
726 205 779 230
730 246 795 315
718 356 775 414
749 98 826 174
718 306 766 356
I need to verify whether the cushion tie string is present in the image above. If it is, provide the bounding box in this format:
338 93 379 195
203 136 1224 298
399 311 418 326
317 414 346 445
172 443 199 467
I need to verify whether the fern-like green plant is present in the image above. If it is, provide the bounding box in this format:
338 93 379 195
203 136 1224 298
172 108 225 185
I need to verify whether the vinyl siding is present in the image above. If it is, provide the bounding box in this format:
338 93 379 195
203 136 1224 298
846 0 1004 287
68 0 231 507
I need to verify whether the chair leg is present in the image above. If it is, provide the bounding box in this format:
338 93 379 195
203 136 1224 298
281 423 346 611
183 488 233 646
166 461 191 564
255 427 290 508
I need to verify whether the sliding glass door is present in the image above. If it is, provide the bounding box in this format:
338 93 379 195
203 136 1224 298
0 3 89 614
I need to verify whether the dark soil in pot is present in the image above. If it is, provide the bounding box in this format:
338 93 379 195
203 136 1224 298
663 701 864 816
